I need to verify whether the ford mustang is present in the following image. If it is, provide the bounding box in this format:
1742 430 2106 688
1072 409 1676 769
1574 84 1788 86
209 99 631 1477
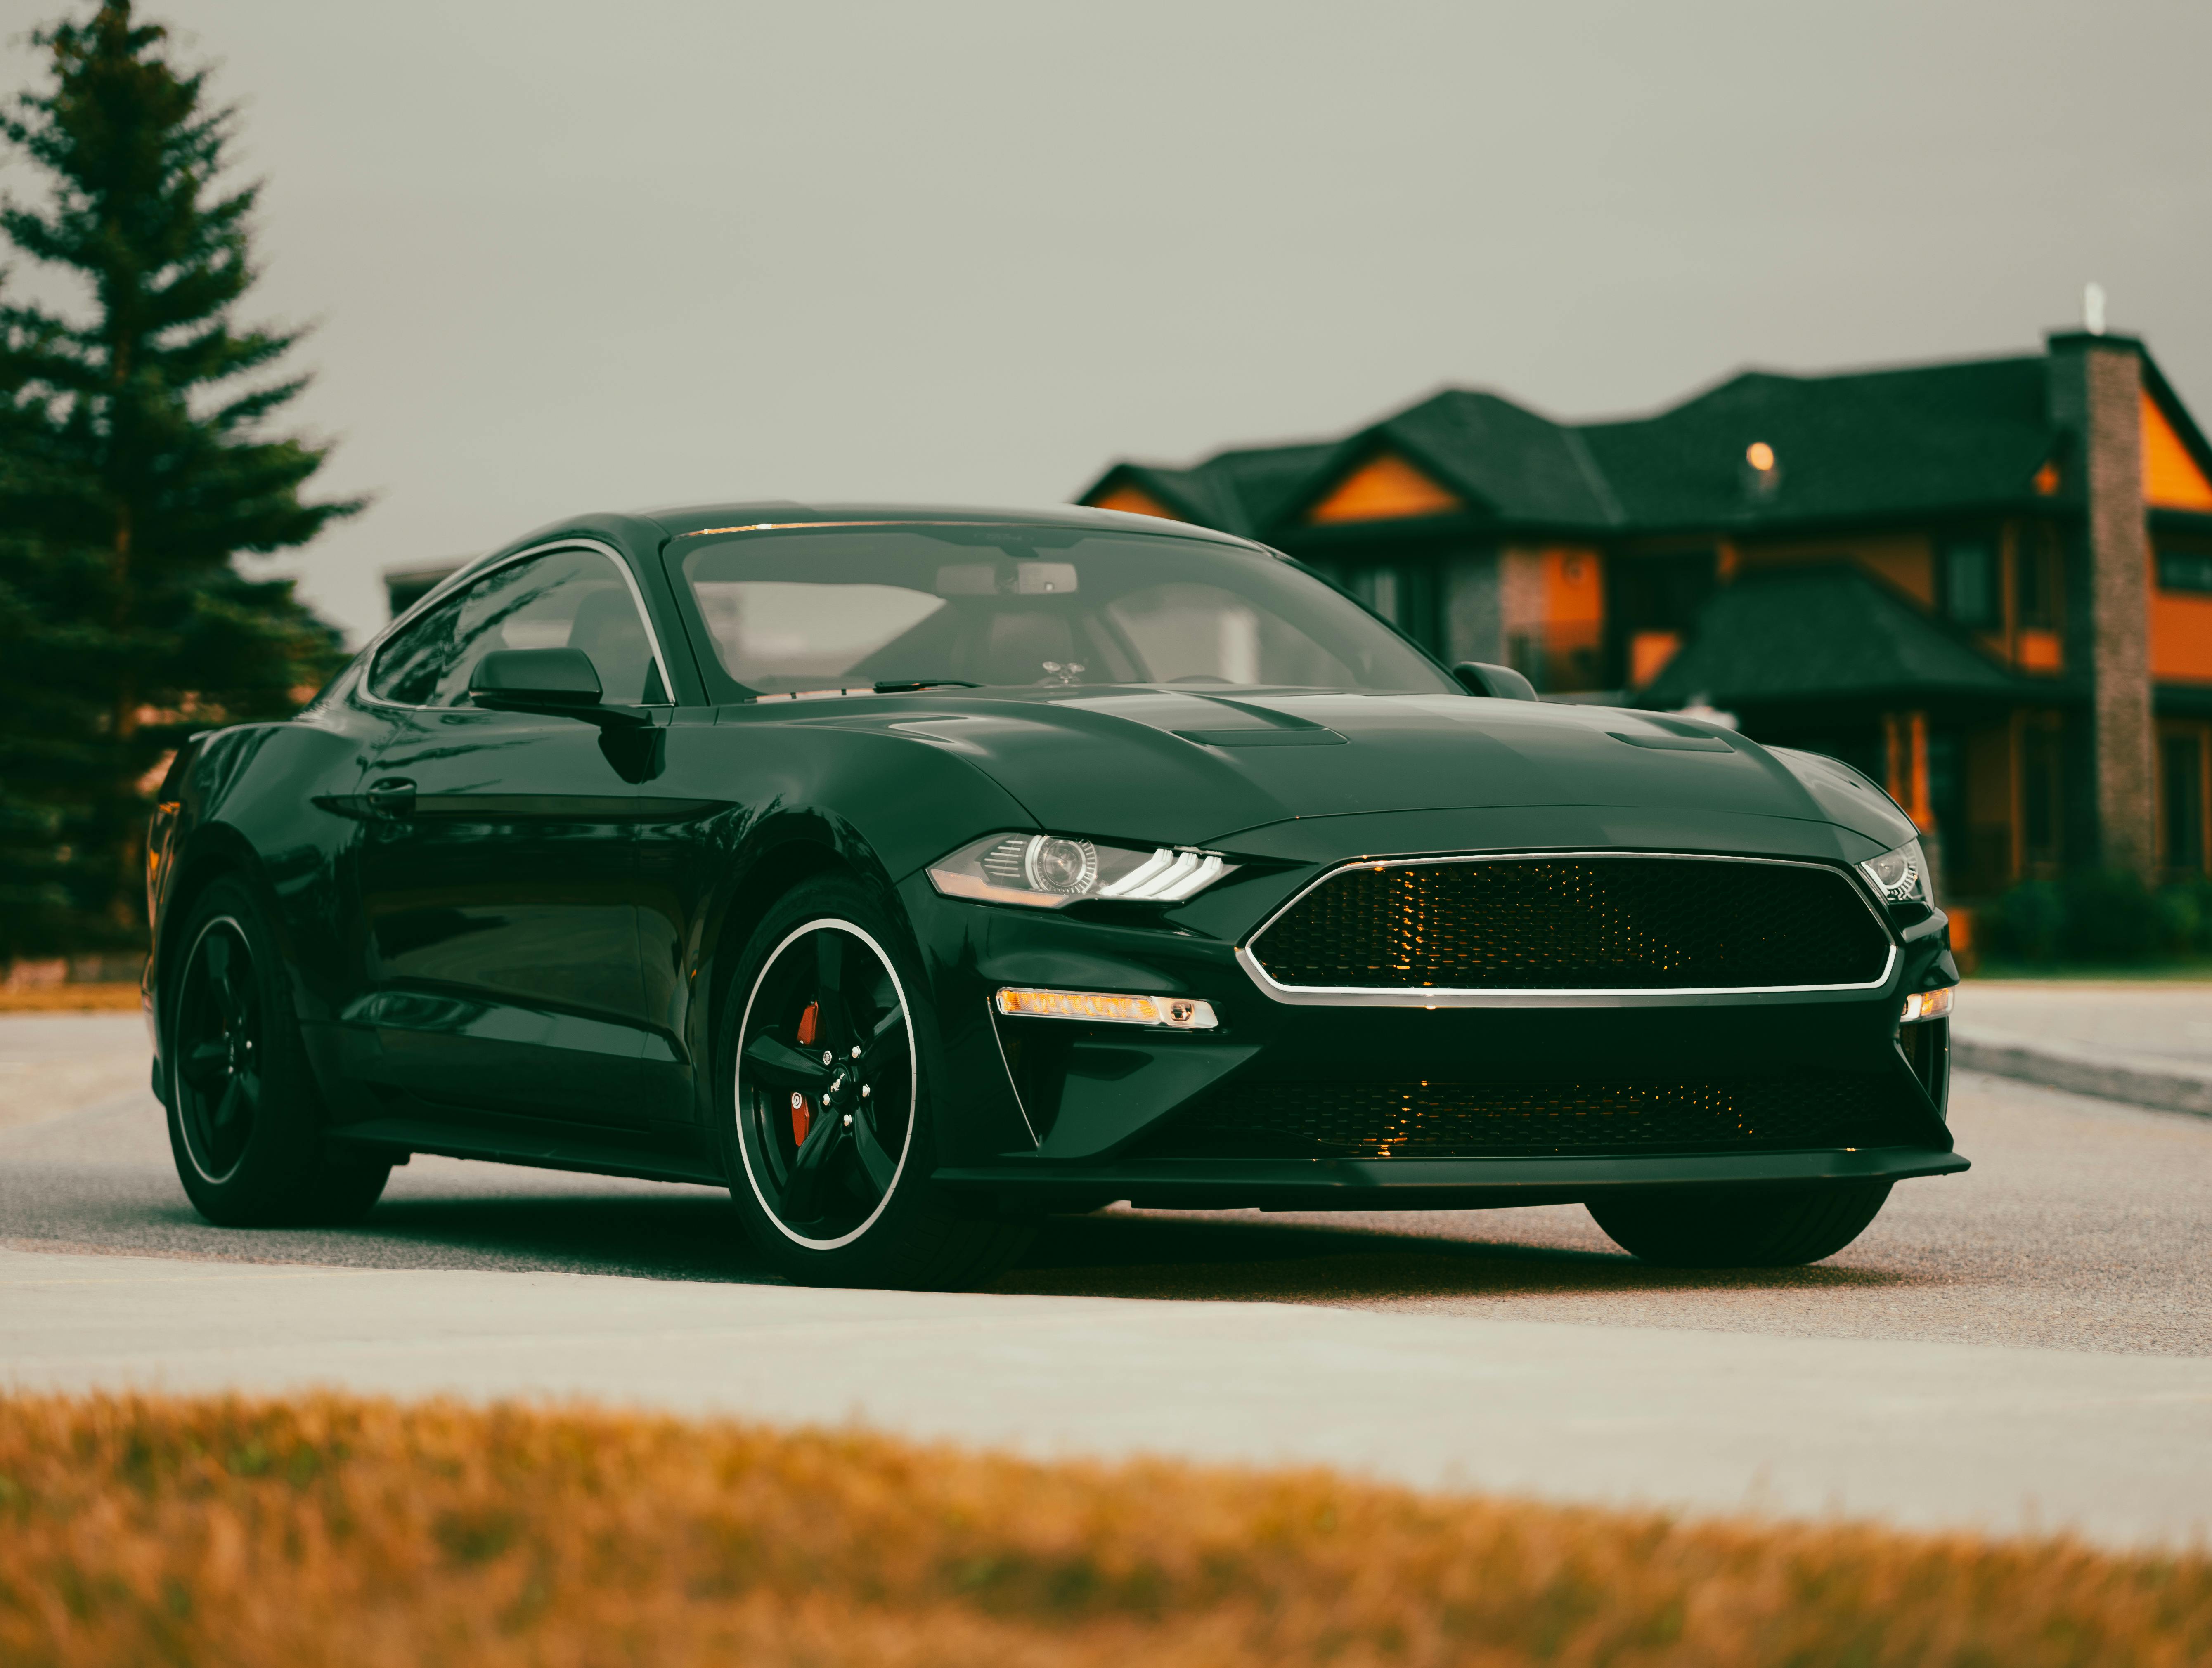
144 503 1964 1287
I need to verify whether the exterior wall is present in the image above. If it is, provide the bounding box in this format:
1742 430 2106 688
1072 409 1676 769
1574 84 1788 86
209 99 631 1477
1499 549 1549 686
1734 530 1936 605
2150 535 2212 684
1541 546 1605 690
1440 552 1502 666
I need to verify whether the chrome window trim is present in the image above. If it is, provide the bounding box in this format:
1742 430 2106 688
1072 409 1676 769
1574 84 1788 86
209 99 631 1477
1235 850 1900 1008
358 538 674 713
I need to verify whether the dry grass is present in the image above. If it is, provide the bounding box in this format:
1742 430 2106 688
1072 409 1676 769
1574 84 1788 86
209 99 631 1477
0 1393 2205 1667
0 983 142 1012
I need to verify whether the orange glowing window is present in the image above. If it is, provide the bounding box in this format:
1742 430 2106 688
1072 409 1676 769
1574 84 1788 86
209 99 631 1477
1306 454 1461 524
2032 460 2061 496
2016 630 2063 674
1630 630 1682 687
2143 391 2212 511
1089 484 1181 521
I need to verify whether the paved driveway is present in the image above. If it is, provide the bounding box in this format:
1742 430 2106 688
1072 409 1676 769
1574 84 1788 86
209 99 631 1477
5 1014 2209 1549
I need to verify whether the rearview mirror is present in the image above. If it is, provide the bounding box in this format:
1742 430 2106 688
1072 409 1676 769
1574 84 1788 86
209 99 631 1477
1453 661 1538 701
469 648 647 725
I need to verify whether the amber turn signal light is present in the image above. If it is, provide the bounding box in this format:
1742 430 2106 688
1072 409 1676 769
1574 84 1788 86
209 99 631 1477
1900 986 1954 1023
995 988 1219 1029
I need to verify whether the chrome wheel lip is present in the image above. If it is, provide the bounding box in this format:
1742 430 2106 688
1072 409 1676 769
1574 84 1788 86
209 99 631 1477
734 916 917 1251
174 913 256 1186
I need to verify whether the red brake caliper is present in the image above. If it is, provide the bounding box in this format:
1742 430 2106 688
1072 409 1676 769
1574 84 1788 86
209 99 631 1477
790 1001 821 1143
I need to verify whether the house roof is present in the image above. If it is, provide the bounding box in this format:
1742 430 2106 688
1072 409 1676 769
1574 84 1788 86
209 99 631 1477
1639 564 2024 709
1580 357 2054 530
1080 337 2212 544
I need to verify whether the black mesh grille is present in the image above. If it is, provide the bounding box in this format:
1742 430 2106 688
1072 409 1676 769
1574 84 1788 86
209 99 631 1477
1141 1075 1918 1160
1249 857 1890 991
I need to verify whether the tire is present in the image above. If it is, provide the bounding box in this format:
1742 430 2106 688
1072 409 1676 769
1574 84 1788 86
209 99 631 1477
162 877 392 1227
715 875 1033 1290
1586 1182 1891 1268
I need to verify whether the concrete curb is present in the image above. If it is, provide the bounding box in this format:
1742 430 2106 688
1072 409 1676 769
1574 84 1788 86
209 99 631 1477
1954 1033 2212 1119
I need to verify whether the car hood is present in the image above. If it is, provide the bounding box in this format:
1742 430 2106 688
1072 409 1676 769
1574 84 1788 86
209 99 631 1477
867 688 1916 852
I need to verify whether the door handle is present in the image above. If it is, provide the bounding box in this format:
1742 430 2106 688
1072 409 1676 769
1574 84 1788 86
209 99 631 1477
364 776 416 816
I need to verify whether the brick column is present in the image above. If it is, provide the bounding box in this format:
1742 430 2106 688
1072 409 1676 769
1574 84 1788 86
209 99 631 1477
2047 332 2157 881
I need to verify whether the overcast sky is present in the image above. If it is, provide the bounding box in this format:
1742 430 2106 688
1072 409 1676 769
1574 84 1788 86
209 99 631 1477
5 0 2210 644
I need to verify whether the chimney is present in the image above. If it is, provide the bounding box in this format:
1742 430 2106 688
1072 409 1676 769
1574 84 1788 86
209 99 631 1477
2046 326 2156 881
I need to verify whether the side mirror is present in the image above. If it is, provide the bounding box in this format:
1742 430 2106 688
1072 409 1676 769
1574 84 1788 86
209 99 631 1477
469 648 647 725
1453 661 1538 702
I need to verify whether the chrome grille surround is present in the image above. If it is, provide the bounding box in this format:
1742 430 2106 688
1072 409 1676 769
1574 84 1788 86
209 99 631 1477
1236 851 1898 1007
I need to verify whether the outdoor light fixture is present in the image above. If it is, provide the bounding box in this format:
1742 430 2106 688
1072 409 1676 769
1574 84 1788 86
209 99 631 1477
995 988 1220 1029
930 833 1233 907
1900 986 1954 1023
1859 839 1931 906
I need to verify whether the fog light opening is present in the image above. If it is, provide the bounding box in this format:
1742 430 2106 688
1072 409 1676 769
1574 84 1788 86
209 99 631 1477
1900 986 1954 1024
995 987 1220 1030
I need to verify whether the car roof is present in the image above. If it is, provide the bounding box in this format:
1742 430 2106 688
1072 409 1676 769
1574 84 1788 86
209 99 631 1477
634 500 1268 550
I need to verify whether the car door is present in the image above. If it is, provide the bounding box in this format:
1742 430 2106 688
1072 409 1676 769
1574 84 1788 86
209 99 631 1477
350 543 670 1127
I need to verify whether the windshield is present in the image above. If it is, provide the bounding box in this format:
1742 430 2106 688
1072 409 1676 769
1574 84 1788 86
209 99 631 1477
676 524 1456 697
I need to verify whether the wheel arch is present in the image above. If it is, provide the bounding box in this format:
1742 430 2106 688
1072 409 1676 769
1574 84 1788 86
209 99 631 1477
154 826 278 1001
691 813 922 1119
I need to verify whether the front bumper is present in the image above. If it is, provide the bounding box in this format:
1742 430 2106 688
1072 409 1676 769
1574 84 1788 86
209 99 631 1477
899 840 1962 1206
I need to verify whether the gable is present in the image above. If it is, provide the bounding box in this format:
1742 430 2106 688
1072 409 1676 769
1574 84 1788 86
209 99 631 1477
2143 390 2212 511
1088 484 1181 520
1306 452 1462 524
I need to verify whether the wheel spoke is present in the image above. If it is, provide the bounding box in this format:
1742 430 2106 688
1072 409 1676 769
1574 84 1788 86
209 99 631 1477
858 1005 907 1074
213 1078 246 1129
182 1041 229 1088
207 933 248 1027
851 1104 897 1193
778 1107 846 1222
744 1032 833 1089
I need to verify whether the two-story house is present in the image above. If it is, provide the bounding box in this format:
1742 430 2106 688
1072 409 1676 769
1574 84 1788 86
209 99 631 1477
1079 331 2212 902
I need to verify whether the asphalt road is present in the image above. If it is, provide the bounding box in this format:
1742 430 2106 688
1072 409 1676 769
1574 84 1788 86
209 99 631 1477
1959 981 2212 1072
5 1013 2210 1547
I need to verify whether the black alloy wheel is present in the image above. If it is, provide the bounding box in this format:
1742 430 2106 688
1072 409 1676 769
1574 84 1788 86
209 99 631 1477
162 877 392 1227
174 915 264 1184
718 875 1033 1288
736 917 915 1246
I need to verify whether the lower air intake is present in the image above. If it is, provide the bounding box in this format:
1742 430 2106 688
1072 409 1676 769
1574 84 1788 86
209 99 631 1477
1139 1075 1920 1160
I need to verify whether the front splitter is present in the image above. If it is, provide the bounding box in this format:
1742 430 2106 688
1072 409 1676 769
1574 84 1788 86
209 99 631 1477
934 1144 1968 1212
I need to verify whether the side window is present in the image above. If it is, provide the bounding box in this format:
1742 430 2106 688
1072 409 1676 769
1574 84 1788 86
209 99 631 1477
366 592 467 705
367 548 662 708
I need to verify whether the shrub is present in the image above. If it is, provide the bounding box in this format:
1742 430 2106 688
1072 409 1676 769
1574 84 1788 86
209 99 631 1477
2155 884 2205 957
2059 869 2164 961
1980 879 2065 961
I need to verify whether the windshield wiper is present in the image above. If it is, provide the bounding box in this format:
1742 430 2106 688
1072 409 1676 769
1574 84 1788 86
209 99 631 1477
873 679 982 693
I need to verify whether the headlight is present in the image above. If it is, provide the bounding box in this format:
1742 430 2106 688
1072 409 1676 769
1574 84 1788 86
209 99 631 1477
1859 838 1930 906
928 832 1234 908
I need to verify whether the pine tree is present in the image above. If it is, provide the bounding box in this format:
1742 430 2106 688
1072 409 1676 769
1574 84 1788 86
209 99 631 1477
0 2 355 958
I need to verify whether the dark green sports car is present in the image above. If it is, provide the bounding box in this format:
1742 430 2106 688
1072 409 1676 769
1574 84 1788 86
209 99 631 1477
144 503 1963 1287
